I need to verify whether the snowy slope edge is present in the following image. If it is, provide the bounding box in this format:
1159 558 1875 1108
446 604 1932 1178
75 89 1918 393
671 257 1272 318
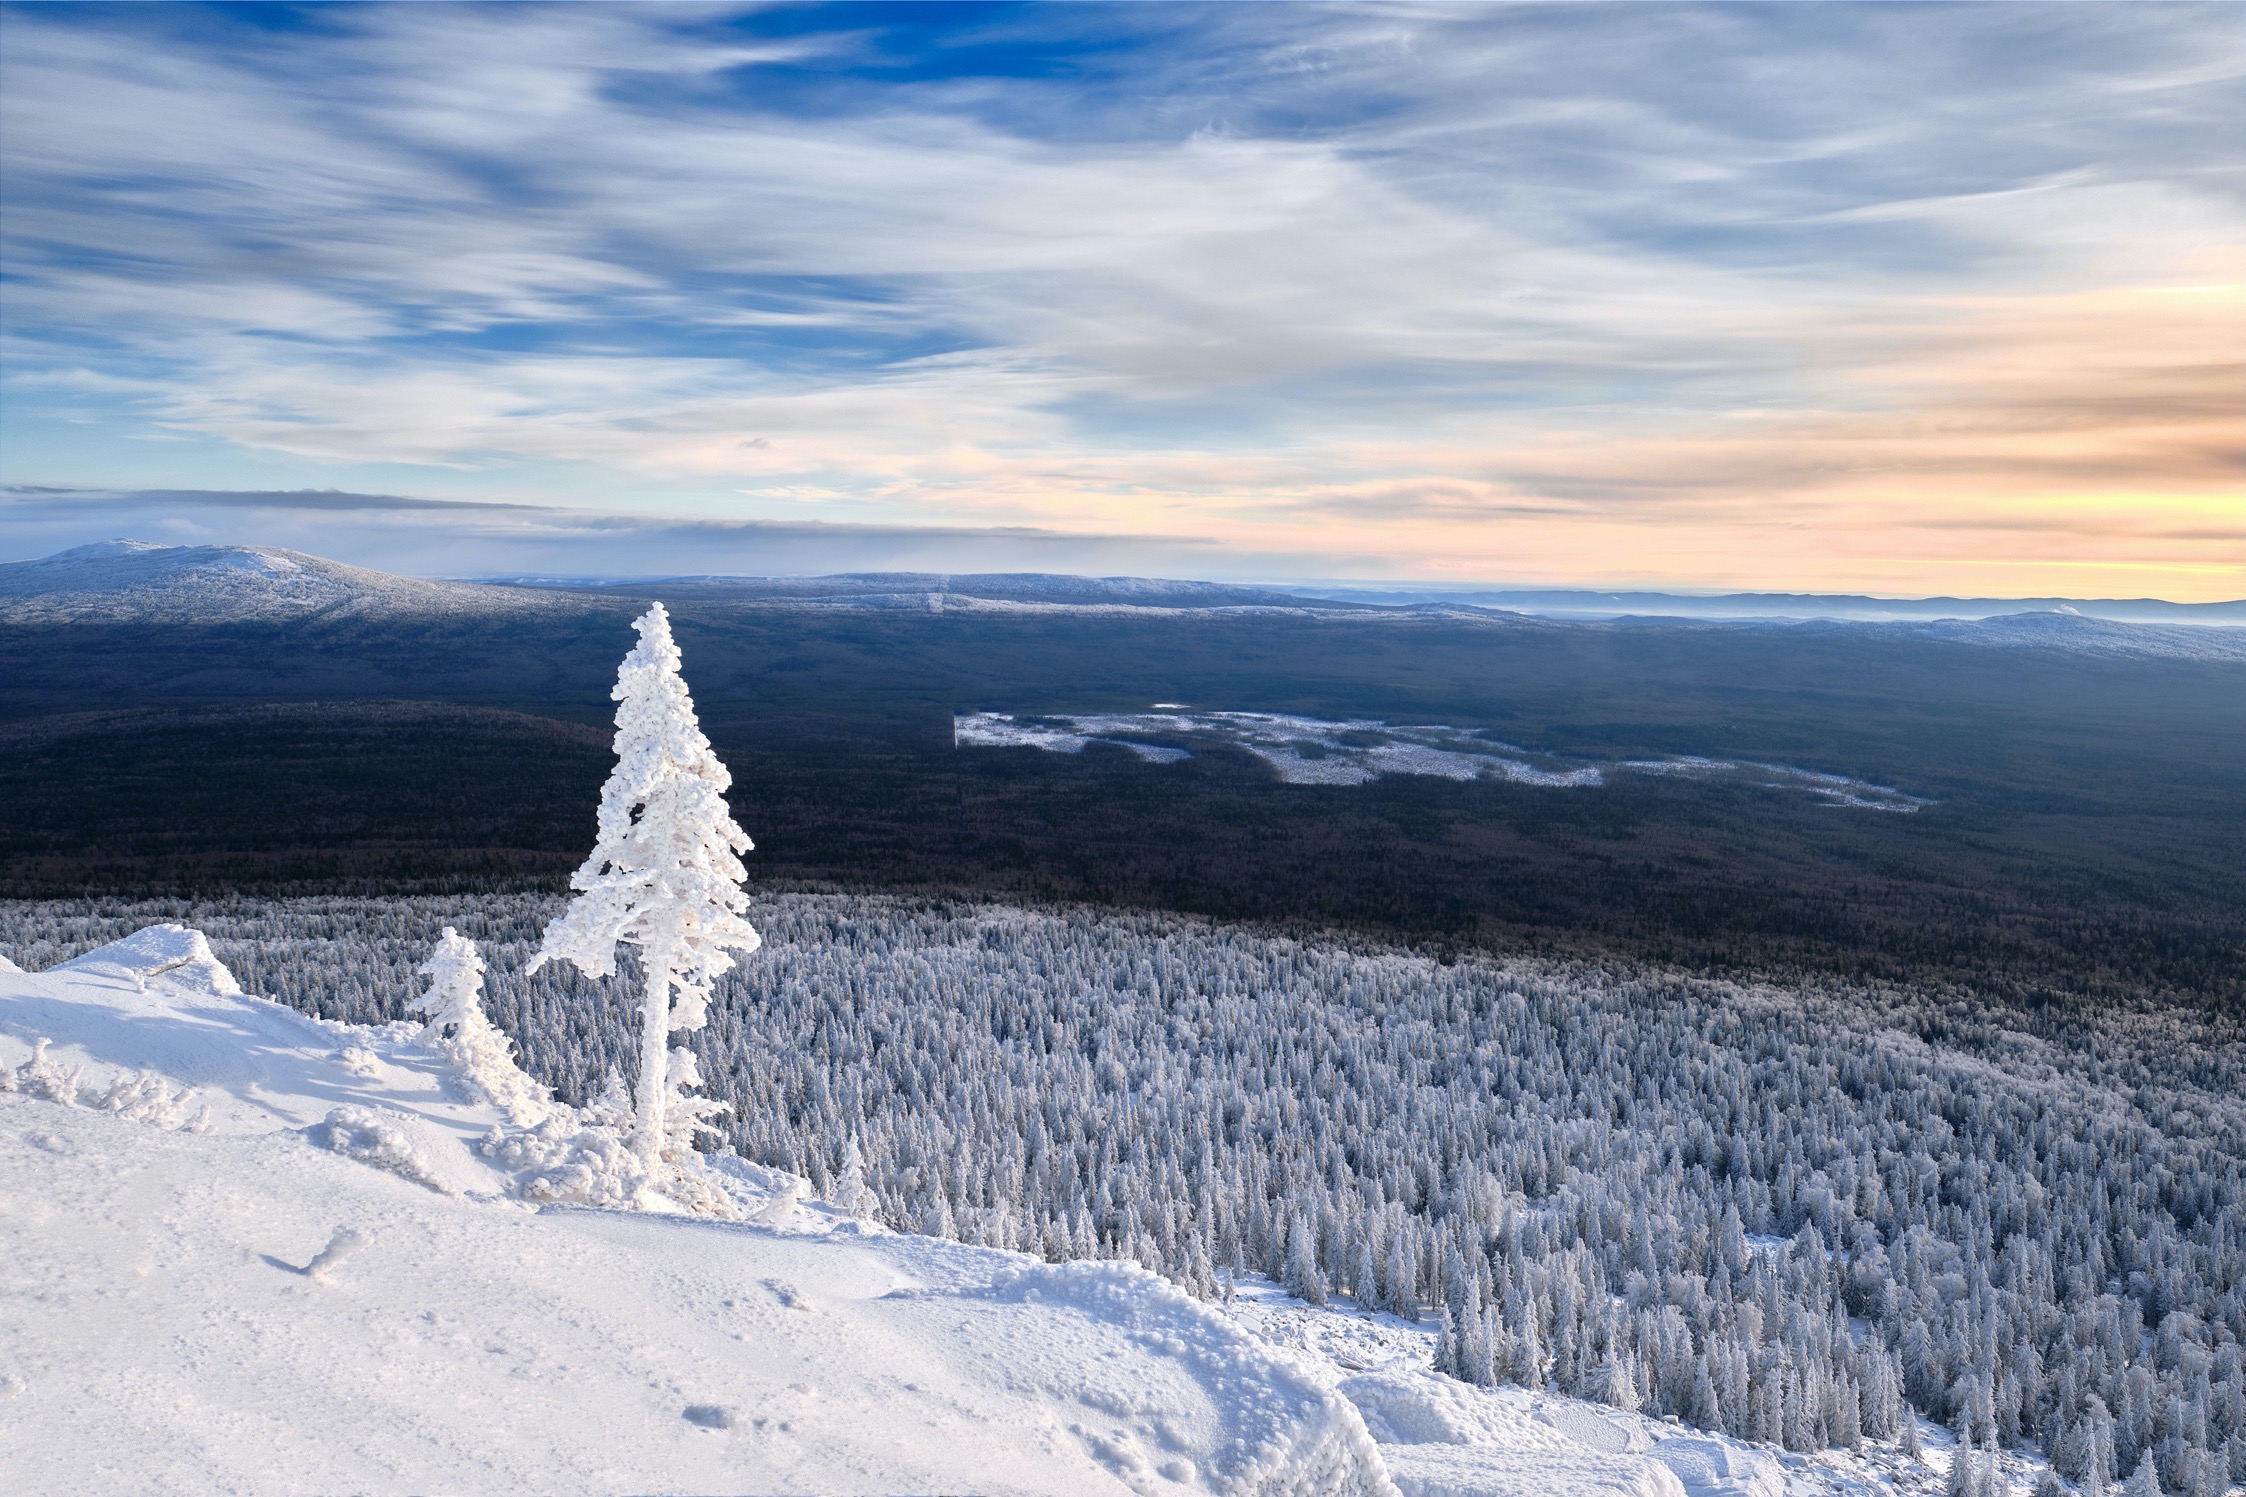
0 924 1398 1496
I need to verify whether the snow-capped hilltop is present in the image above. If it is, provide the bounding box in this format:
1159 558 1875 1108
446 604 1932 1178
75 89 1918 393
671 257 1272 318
0 540 581 624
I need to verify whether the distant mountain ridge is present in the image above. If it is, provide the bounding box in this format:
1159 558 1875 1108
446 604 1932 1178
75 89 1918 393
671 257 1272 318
486 569 2246 627
482 570 1362 613
6 543 2242 661
1292 583 2246 625
477 569 2246 659
0 540 588 624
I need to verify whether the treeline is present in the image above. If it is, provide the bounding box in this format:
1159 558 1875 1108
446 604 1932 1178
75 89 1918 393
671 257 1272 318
5 893 2242 1492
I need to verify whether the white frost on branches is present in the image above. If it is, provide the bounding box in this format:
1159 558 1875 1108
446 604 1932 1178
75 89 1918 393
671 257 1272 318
663 1044 731 1158
529 602 760 1161
410 927 550 1127
830 1136 879 1220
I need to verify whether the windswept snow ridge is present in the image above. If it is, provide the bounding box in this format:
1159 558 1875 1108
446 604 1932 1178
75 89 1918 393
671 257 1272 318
955 709 1931 809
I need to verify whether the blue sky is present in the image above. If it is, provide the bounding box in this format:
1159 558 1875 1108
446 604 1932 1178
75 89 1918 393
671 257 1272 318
1 3 2239 593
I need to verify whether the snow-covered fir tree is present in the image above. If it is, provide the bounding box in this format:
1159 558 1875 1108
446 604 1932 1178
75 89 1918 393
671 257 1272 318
409 926 548 1126
409 925 487 1043
830 1136 878 1219
527 603 761 1160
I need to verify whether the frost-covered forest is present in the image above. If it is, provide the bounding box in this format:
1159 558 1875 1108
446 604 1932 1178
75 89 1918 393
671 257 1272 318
4 892 2242 1495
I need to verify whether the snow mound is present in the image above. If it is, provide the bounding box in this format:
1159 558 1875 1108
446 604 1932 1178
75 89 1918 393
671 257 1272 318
55 922 243 995
975 1261 1398 1495
480 1112 655 1209
320 1104 463 1195
1650 1436 1786 1497
1334 1373 1685 1497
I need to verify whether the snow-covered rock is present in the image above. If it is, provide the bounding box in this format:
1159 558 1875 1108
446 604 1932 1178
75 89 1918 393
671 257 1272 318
54 922 243 996
0 539 585 624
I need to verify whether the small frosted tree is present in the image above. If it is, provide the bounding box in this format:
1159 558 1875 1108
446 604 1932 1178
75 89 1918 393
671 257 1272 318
1599 1354 1641 1413
830 1136 878 1219
411 926 548 1126
529 603 760 1160
410 926 490 1042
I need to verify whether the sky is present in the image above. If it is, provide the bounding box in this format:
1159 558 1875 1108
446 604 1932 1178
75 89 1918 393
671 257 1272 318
1 2 2240 596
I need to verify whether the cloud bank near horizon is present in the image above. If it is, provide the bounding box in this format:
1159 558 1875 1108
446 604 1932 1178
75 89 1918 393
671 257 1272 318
1 4 2239 597
0 486 1282 582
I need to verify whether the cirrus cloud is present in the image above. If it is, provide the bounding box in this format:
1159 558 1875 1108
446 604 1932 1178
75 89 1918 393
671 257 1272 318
1 2 2239 596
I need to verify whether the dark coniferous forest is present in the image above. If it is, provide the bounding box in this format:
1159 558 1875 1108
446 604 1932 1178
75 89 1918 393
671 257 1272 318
4 593 2243 1014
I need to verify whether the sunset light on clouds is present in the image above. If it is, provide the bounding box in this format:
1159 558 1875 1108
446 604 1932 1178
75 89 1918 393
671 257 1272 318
1 2 2239 596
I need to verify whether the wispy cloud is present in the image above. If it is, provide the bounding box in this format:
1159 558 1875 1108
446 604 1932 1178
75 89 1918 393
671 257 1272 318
1 3 2239 596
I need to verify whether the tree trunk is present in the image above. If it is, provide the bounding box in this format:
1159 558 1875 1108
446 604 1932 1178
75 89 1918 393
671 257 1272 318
634 949 670 1161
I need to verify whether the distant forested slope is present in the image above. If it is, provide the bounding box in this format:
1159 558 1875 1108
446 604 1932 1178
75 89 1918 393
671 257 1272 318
2 596 2240 1009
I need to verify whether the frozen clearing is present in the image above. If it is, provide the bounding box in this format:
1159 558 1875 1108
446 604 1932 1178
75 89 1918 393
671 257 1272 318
955 709 1929 809
2 926 1976 1495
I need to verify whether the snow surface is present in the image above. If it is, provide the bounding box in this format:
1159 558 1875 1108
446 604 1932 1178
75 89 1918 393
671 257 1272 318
955 710 1930 810
1 925 1986 1495
0 540 587 624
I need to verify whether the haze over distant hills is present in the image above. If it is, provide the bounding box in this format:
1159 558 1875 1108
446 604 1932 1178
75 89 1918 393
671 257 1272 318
7 538 2241 632
476 567 2246 625
1290 583 2246 625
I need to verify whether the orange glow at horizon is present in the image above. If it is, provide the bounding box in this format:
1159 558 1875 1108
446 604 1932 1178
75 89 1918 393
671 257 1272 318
800 279 2245 600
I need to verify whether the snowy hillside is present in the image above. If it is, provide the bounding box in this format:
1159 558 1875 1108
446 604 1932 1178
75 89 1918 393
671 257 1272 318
0 540 587 624
0 923 1992 1496
0 925 1394 1495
